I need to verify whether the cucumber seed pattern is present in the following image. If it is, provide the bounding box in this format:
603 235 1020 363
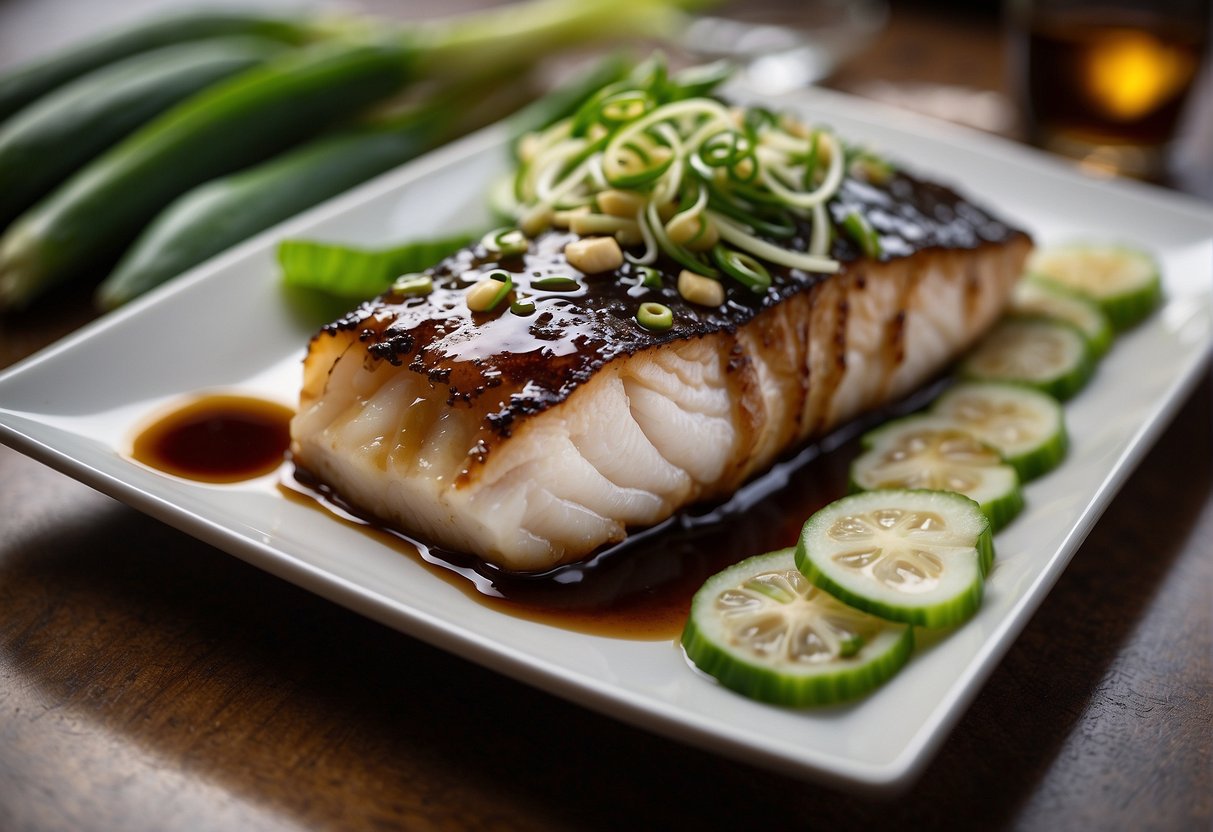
716 568 872 662
824 507 961 596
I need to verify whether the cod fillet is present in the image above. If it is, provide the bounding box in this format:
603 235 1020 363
291 171 1031 570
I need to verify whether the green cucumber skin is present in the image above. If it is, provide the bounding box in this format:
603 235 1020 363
997 420 1068 483
845 472 1024 533
930 382 1071 483
1034 272 1162 332
795 490 994 629
1017 277 1114 359
981 486 1024 533
97 114 443 308
681 612 914 707
961 318 1096 402
0 40 415 309
960 355 1094 403
794 539 985 629
0 37 288 231
0 10 313 126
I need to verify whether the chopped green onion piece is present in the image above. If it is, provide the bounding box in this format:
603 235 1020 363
636 301 673 331
467 271 513 312
510 297 536 316
842 211 882 258
711 245 772 293
392 273 433 296
639 266 662 288
482 227 529 257
532 275 580 291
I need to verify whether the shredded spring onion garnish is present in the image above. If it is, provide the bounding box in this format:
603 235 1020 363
496 61 894 304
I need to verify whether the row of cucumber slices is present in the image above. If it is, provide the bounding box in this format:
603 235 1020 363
680 242 1163 707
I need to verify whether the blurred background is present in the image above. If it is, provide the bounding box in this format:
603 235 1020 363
1 0 1208 196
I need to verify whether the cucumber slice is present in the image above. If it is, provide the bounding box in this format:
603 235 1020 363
960 317 1094 401
681 549 914 706
795 490 993 628
854 415 1024 530
1027 243 1162 331
1011 276 1114 358
930 381 1068 481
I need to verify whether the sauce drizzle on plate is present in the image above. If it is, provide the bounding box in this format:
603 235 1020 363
131 394 293 483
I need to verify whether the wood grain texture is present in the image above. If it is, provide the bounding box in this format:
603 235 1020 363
1 2 1210 830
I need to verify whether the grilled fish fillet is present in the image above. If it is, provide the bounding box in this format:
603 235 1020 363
291 173 1031 571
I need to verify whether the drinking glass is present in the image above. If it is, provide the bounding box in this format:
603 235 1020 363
1007 0 1210 181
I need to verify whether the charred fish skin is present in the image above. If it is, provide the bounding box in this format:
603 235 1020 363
317 169 1027 439
291 165 1030 571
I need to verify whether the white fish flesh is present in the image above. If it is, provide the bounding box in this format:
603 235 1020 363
291 172 1031 570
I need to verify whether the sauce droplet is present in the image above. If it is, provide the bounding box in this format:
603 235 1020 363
131 394 293 483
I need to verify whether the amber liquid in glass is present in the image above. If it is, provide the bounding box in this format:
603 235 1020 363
1021 11 1206 176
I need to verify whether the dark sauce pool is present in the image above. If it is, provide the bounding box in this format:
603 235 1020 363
131 394 293 483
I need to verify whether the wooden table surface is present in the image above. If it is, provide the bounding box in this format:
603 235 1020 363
1 2 1210 830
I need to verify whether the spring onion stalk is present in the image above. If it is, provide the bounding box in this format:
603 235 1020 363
0 0 694 311
0 9 328 126
412 0 689 83
97 68 535 308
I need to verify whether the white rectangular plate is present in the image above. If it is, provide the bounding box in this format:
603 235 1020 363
1 85 1210 795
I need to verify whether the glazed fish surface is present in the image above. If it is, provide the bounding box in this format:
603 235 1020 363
291 81 1031 571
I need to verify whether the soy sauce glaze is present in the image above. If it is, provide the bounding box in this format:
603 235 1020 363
131 394 293 483
282 402 885 641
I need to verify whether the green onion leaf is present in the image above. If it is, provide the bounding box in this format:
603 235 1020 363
278 233 474 300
